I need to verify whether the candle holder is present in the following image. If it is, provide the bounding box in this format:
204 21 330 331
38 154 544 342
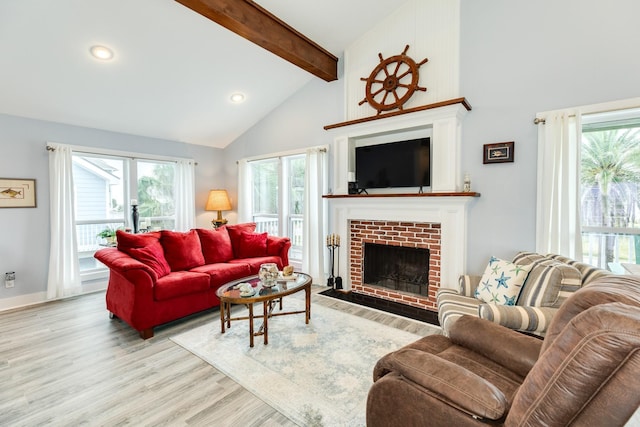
132 204 139 234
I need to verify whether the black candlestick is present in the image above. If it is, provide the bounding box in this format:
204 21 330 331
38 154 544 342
132 205 139 234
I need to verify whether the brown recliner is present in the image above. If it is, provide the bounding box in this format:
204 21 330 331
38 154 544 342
367 275 640 426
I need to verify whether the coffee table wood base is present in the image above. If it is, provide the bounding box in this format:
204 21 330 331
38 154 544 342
218 278 311 347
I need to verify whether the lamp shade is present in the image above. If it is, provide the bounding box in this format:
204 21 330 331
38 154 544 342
205 189 232 211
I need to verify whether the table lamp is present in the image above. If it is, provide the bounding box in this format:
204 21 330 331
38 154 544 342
206 189 232 228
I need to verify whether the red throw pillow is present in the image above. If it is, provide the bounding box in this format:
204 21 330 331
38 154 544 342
226 223 257 257
196 228 234 263
236 232 268 258
125 241 171 278
267 235 289 256
160 230 205 271
116 230 161 250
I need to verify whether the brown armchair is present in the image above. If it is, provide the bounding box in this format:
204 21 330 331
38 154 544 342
367 275 640 426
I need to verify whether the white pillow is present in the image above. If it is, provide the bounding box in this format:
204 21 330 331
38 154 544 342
475 257 532 306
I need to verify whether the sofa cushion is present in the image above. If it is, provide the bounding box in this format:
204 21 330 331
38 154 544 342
544 253 611 285
390 348 508 420
160 230 205 271
116 230 161 250
230 256 284 274
476 257 532 306
196 227 234 263
512 251 548 266
478 304 557 336
437 290 483 336
154 271 211 301
226 222 257 257
236 232 268 258
518 260 582 308
124 241 171 279
190 262 252 288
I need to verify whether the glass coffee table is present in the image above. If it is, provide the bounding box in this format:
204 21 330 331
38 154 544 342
216 272 312 347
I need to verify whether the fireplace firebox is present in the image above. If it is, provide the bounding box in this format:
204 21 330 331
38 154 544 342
363 243 430 297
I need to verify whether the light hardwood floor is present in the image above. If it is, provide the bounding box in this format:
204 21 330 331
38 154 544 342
0 286 437 426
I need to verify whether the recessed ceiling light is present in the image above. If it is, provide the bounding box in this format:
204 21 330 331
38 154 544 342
230 93 246 103
90 45 114 61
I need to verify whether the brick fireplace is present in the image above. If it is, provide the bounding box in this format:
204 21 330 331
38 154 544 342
327 194 476 314
350 220 441 310
325 100 476 314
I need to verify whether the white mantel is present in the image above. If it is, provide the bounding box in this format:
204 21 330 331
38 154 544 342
325 100 473 291
327 100 470 195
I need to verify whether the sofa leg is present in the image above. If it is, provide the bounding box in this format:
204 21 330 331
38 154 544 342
139 328 154 339
108 312 117 319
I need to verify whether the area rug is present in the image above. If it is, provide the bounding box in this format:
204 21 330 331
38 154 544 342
171 296 440 426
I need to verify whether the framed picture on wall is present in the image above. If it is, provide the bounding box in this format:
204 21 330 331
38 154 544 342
483 141 514 164
0 178 37 208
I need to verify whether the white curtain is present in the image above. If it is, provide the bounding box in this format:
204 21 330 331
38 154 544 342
237 159 252 223
536 111 583 258
302 147 328 284
174 159 195 231
47 143 82 299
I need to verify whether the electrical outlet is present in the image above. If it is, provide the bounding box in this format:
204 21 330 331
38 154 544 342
5 272 15 288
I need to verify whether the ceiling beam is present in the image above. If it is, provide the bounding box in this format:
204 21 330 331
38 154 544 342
175 0 338 82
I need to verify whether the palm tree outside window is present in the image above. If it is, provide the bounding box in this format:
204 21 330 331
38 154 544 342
580 109 640 270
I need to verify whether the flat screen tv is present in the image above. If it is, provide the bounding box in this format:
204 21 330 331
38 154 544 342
355 137 430 190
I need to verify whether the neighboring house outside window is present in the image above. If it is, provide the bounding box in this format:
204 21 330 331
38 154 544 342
73 153 180 281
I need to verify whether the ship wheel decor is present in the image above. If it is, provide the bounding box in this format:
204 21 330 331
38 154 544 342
359 45 428 115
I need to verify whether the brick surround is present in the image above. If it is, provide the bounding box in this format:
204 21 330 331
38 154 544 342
350 220 441 311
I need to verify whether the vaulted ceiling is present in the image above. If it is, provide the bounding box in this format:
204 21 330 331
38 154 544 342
0 0 410 148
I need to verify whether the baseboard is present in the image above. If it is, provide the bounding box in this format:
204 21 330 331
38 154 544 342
0 283 107 313
0 291 48 312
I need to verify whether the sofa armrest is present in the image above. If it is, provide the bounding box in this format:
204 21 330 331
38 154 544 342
478 304 558 336
94 248 158 282
388 348 508 420
449 315 542 378
266 235 291 266
459 274 482 297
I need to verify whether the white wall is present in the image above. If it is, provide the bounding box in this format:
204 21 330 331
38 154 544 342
222 0 640 279
221 76 345 224
0 114 222 308
346 0 460 119
5 0 640 307
460 0 640 273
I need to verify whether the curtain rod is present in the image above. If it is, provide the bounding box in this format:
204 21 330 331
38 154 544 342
533 113 579 125
46 145 197 165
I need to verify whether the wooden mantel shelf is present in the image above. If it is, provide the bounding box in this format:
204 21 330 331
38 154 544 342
323 192 480 199
323 97 472 130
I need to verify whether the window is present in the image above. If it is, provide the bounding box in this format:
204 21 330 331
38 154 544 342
580 108 640 270
73 153 179 281
247 154 305 266
536 99 640 269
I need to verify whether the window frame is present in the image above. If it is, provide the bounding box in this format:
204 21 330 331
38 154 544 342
69 145 193 282
242 148 309 266
536 97 640 269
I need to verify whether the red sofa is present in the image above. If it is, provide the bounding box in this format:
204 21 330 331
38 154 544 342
94 223 291 339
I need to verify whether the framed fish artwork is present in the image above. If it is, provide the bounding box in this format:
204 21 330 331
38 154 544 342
0 178 36 208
